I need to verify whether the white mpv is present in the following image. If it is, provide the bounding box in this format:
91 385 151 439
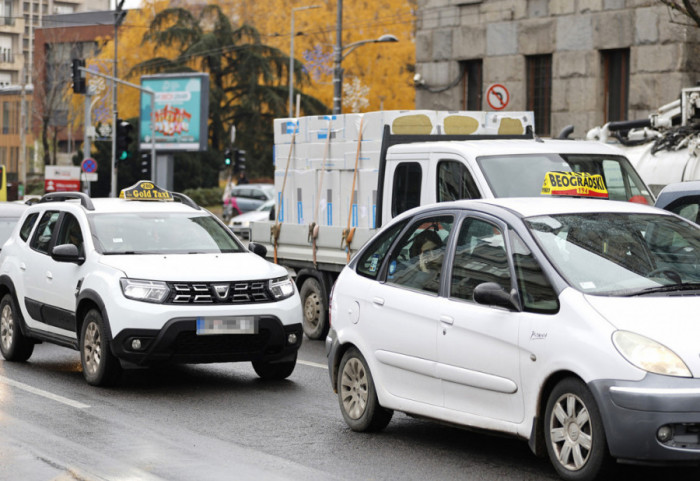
327 197 700 480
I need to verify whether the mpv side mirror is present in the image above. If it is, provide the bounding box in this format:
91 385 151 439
51 243 85 265
248 242 267 259
473 282 519 311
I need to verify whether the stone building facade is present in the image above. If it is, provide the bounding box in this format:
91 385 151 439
414 0 700 137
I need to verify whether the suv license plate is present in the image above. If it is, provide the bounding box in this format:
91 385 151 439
196 316 257 335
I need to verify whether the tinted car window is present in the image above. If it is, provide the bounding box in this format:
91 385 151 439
437 160 481 202
510 231 559 313
19 212 39 242
392 163 422 217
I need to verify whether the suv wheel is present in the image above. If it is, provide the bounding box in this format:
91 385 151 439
0 294 34 362
80 309 122 386
337 347 393 432
252 353 297 380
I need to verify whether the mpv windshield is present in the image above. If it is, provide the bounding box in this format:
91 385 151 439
526 212 700 295
477 153 654 204
90 212 243 254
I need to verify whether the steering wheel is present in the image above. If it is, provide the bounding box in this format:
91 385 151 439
647 268 682 284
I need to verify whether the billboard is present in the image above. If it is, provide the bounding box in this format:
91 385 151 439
139 73 209 152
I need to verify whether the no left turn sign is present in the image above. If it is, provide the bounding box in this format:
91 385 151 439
486 84 510 110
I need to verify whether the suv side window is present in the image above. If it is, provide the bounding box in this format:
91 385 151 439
56 213 84 254
437 160 481 202
386 216 454 294
19 212 39 242
356 220 406 279
30 211 60 254
392 162 422 217
450 218 511 302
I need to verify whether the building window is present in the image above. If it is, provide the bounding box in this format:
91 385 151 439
602 48 629 122
526 54 552 136
461 60 483 110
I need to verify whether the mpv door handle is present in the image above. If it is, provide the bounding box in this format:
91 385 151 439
440 315 454 325
372 297 385 306
46 271 53 280
20 263 26 271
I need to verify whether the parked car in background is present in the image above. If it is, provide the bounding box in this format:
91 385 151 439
654 180 700 224
223 183 274 222
0 202 30 248
229 200 275 240
328 196 700 481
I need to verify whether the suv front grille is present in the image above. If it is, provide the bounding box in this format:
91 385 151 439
166 281 272 304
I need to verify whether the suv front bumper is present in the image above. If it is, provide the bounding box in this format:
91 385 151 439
111 316 302 366
589 374 700 464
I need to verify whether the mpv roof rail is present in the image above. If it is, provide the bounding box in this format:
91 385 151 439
39 192 95 211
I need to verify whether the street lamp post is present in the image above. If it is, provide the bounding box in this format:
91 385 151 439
289 5 320 118
332 2 398 115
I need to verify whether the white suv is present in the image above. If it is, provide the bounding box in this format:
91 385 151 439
0 182 302 386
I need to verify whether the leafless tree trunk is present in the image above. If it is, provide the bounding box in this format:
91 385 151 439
659 1 700 28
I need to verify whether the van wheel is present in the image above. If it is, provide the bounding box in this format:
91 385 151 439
338 347 392 432
0 294 34 362
300 278 328 340
80 309 122 387
252 353 297 380
544 377 611 481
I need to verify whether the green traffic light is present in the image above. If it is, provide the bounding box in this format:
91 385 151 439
225 158 231 165
120 151 129 161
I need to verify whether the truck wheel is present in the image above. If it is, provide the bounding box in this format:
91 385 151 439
300 277 328 340
80 309 122 387
252 353 297 380
338 347 392 432
544 377 611 481
0 294 34 362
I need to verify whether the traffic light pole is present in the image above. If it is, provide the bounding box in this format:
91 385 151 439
79 66 156 192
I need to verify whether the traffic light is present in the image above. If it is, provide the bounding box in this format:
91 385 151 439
116 119 134 162
224 148 232 167
72 59 86 94
234 149 246 173
140 152 151 179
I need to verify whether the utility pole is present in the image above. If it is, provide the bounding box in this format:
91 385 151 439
111 0 126 198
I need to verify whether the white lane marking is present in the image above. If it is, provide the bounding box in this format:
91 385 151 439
298 359 328 370
0 375 90 409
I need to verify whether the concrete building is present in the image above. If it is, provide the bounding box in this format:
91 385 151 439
414 0 700 137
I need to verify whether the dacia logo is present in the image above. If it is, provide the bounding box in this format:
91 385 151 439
213 284 230 300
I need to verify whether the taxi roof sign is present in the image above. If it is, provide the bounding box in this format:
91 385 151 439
541 171 608 199
119 181 174 201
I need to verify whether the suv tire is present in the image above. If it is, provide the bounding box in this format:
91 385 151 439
0 293 34 362
337 347 393 432
252 353 297 380
80 309 122 387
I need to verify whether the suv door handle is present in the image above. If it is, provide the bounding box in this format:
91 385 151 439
440 315 454 325
372 297 385 306
46 271 53 280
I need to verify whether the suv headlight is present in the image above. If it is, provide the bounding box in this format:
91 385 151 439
120 278 170 303
612 330 692 377
269 276 295 300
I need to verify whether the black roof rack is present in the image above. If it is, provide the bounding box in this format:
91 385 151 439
172 192 201 210
39 192 95 211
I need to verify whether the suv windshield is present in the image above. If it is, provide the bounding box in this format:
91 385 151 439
477 153 653 204
526 213 700 295
90 212 243 255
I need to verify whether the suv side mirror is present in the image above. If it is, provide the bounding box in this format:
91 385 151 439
52 243 85 265
473 282 520 311
248 242 267 259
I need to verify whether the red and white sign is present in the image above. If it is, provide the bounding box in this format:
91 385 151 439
486 83 510 110
45 166 81 193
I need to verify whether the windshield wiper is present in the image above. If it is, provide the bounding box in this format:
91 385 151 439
626 283 700 297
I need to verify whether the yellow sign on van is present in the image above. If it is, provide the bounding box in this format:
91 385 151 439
120 181 173 201
541 172 608 199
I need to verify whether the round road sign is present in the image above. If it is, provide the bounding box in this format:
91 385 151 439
81 158 97 173
486 84 510 110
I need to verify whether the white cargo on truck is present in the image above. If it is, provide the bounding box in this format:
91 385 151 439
251 110 653 339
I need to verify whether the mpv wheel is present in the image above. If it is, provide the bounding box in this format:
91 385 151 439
337 347 392 432
80 309 122 387
0 294 34 362
544 377 611 481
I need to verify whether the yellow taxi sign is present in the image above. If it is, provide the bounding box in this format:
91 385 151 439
541 171 608 199
119 181 174 201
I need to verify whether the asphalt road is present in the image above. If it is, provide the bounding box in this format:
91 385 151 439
0 338 697 481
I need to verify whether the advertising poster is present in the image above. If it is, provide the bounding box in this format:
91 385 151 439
139 73 209 152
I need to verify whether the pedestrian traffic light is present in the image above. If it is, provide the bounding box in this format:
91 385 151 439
234 149 246 173
224 148 232 167
72 59 86 94
140 152 151 179
116 119 134 163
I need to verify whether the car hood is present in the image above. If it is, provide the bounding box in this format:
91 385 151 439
584 294 700 372
98 252 286 282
